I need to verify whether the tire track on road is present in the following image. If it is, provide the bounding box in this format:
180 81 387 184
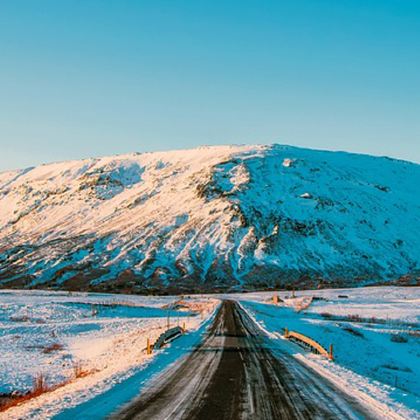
114 301 371 420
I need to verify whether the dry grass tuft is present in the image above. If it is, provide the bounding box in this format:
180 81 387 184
32 373 47 394
42 343 64 354
0 373 52 412
73 361 91 378
9 315 30 322
390 334 408 343
0 364 97 413
342 326 364 337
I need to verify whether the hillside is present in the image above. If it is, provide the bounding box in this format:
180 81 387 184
0 144 418 293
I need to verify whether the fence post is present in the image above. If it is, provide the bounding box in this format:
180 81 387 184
273 294 278 304
147 338 152 355
329 344 334 360
182 322 186 332
284 327 289 339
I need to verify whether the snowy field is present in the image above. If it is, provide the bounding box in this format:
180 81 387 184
1 287 419 419
0 290 218 418
233 286 420 418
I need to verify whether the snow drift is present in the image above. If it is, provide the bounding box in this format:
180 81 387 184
0 144 418 292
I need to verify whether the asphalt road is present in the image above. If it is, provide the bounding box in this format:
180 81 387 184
114 300 371 420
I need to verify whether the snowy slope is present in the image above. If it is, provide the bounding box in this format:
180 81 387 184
0 144 419 292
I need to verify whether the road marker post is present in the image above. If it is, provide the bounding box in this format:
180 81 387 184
329 344 334 360
147 338 152 355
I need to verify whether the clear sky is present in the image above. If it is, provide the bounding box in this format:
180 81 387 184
1 0 419 170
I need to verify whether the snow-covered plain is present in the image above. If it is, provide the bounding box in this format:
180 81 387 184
1 287 419 419
233 286 420 418
0 144 419 292
0 290 218 419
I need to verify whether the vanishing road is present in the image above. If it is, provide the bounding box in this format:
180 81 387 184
114 300 371 420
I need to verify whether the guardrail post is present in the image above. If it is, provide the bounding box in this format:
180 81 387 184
329 344 334 360
147 338 152 355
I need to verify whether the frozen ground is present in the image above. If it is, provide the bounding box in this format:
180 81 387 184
0 289 218 418
232 286 420 417
1 287 419 419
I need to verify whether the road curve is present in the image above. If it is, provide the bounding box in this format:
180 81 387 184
113 301 371 420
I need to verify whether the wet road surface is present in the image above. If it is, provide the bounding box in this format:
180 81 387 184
114 300 371 420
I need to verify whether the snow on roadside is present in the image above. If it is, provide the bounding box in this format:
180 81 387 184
1 290 219 419
293 352 419 420
234 286 420 323
0 290 173 395
235 286 420 419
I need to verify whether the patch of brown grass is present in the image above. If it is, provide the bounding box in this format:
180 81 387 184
42 343 64 354
0 373 57 412
0 365 98 413
342 326 364 337
390 334 408 343
32 373 47 394
73 361 94 378
9 315 30 322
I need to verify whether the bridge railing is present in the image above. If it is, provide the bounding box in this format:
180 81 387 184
284 328 333 360
148 326 185 354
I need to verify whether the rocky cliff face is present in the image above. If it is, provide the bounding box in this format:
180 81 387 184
0 144 418 293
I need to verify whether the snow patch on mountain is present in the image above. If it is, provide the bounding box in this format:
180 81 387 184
0 144 419 292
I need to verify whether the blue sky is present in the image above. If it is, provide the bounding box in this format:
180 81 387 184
0 0 419 170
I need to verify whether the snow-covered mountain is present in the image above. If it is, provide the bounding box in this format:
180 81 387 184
0 144 419 293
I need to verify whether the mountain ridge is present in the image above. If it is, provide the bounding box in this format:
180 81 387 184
0 144 419 293
1 143 417 176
